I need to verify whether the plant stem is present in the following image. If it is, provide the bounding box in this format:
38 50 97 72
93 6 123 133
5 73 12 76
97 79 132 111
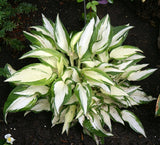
70 55 74 67
84 0 87 24
78 59 81 69
91 53 95 59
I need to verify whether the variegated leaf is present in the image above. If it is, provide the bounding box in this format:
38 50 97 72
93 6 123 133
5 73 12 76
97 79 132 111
51 107 68 127
109 25 133 49
52 79 72 113
70 67 80 82
120 86 140 94
7 95 37 113
104 68 124 74
121 110 146 137
20 48 68 70
20 48 67 64
102 92 129 107
77 18 95 59
75 83 92 114
3 64 17 80
14 85 49 96
42 14 55 37
121 64 149 79
25 98 50 115
110 45 142 60
62 67 80 82
20 49 55 59
70 31 83 50
103 95 115 104
98 50 109 63
101 110 112 131
55 15 69 54
129 90 155 104
20 48 58 67
88 80 110 93
61 69 72 81
125 54 145 61
109 85 128 97
40 57 57 68
5 63 56 85
76 108 84 119
31 26 53 39
3 85 38 122
82 60 101 68
78 114 85 126
116 60 133 70
127 69 157 81
91 15 111 54
64 95 78 105
83 119 110 137
82 68 114 85
97 63 123 74
95 15 100 26
57 57 65 77
62 105 76 134
24 31 54 49
87 112 113 136
4 64 16 76
30 45 40 50
109 106 124 124
9 95 37 111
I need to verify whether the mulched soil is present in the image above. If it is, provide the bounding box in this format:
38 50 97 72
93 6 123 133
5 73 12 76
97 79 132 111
0 0 160 145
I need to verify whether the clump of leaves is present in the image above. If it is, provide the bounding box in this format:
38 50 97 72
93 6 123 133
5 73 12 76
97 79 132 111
3 14 156 144
0 0 37 51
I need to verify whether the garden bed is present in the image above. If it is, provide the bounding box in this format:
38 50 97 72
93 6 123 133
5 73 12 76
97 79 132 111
0 0 160 145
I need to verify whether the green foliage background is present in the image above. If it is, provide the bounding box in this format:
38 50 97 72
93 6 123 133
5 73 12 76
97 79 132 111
0 0 37 51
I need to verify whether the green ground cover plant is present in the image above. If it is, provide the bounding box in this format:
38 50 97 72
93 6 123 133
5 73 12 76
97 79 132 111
0 0 37 51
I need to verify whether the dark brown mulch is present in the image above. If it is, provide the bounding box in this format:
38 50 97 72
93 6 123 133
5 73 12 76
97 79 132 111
0 0 160 145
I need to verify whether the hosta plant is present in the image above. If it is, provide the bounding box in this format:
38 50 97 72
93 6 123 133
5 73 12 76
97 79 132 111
3 14 156 144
